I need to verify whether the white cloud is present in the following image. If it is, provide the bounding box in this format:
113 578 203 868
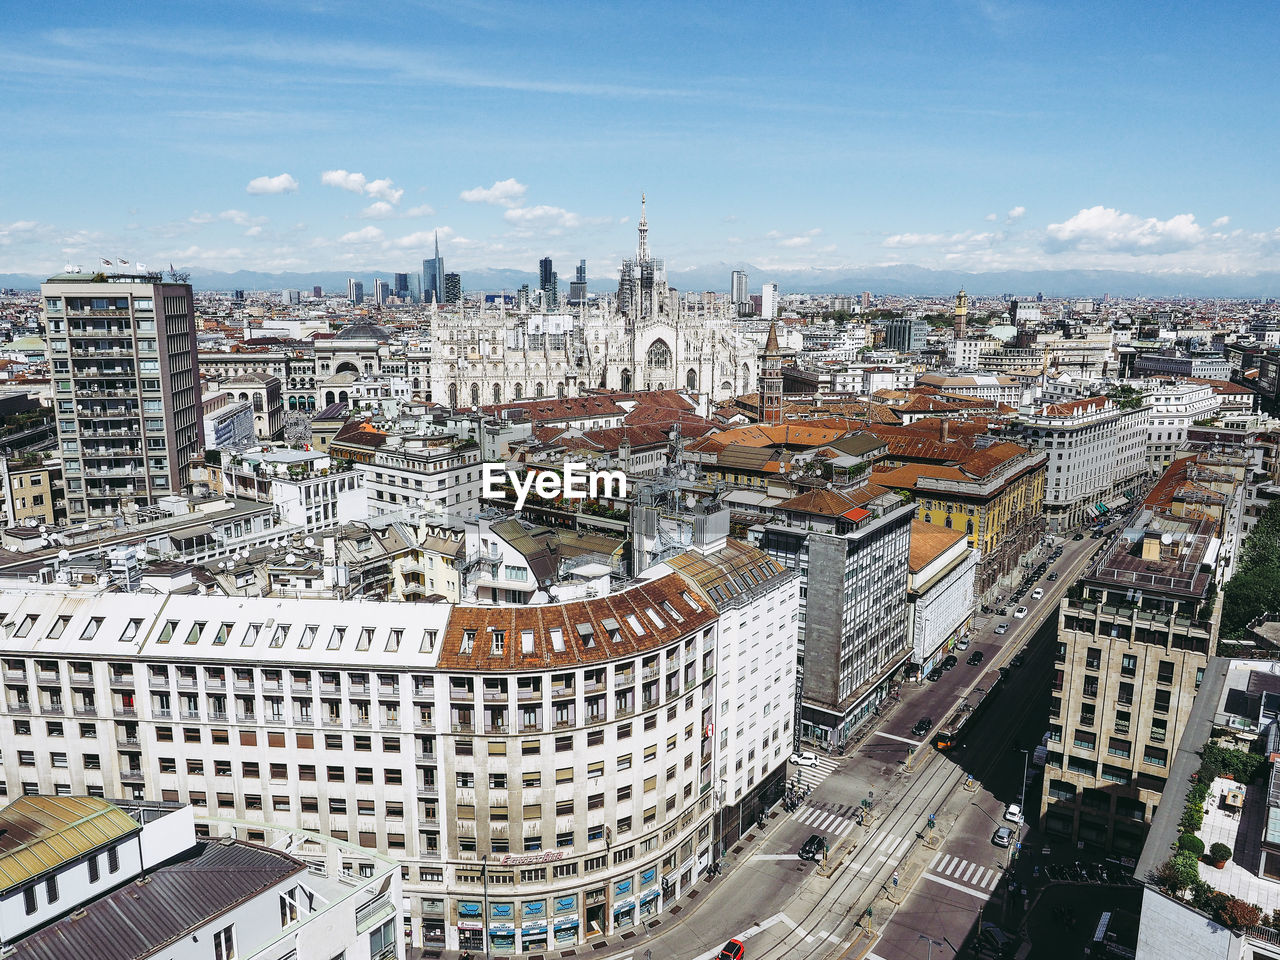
364 178 403 204
1006 205 1026 222
188 209 266 227
391 227 455 249
321 169 367 193
461 178 528 207
244 225 263 237
246 173 298 195
503 205 583 228
340 226 384 243
778 236 811 248
984 212 998 222
405 204 435 217
1212 216 1231 228
1045 206 1204 254
360 201 396 219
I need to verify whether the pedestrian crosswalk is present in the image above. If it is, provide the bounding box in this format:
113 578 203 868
925 850 1002 897
788 754 839 790
791 801 862 838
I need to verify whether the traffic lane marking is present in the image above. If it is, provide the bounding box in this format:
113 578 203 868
873 731 923 746
923 872 994 899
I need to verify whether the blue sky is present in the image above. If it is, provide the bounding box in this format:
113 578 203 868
2 0 1279 280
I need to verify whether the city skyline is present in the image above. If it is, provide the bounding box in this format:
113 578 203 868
2 2 1279 283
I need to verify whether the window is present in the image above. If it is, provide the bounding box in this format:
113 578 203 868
107 846 119 872
23 886 36 914
45 875 58 904
1120 654 1137 677
87 854 100 882
1073 730 1096 751
369 918 395 956
1085 647 1101 670
1157 660 1175 685
213 924 237 960
1143 746 1168 768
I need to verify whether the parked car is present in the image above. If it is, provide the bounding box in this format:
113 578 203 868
966 651 985 666
1073 533 1085 541
1014 606 1028 619
911 717 933 737
719 938 746 960
1047 572 1058 581
992 826 1014 847
799 834 825 861
926 667 944 682
955 637 970 651
941 654 958 671
1031 588 1044 600
790 752 820 768
1004 803 1023 824
978 923 1017 958
994 623 1009 635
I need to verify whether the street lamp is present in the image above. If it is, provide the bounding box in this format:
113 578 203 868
918 933 944 960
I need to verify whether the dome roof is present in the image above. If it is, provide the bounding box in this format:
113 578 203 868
334 323 390 341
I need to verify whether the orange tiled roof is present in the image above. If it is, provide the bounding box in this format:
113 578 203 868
909 519 970 573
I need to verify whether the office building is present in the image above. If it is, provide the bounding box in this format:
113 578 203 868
884 316 929 352
539 257 558 310
41 272 204 520
0 538 797 953
861 291 871 311
283 288 301 305
569 260 588 305
423 231 444 305
1142 381 1222 472
754 483 914 747
394 272 410 300
373 278 390 307
1133 353 1232 381
1007 396 1150 532
761 282 779 320
348 278 365 305
731 271 749 312
444 273 462 305
313 285 323 298
1040 453 1245 855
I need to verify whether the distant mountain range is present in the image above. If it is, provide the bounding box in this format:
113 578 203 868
3 263 1278 299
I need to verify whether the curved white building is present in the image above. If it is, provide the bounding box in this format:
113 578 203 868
0 539 798 953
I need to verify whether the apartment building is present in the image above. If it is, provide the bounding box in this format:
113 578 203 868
906 521 977 677
916 373 1024 406
1141 380 1221 472
752 483 914 747
344 434 484 526
0 457 64 528
1133 353 1232 381
1040 456 1243 855
0 539 796 953
0 797 403 960
1008 396 1150 532
42 272 204 520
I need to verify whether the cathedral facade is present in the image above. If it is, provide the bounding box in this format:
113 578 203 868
428 200 758 410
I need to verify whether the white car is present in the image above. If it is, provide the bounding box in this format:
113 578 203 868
955 637 970 651
994 623 1009 635
1031 588 1044 600
790 752 820 768
1014 606 1028 619
1004 803 1024 824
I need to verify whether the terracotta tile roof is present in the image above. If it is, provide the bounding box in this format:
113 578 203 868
1035 396 1110 417
909 519 970 573
776 489 859 517
1186 377 1253 395
481 396 627 422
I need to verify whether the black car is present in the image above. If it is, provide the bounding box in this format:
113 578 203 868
941 654 958 671
911 717 933 737
966 650 984 666
1047 572 1058 581
1011 652 1026 667
799 833 825 861
926 667 944 682
1073 533 1085 541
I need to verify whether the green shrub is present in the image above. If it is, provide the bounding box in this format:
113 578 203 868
1201 743 1266 784
1177 834 1206 857
1210 843 1233 864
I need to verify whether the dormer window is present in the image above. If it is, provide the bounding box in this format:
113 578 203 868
461 631 476 655
491 630 505 656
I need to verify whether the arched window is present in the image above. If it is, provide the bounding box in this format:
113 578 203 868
471 384 480 407
646 339 672 370
448 383 458 408
686 369 697 391
966 518 974 535
621 369 633 392
944 515 952 528
535 382 544 398
338 391 349 403
923 512 931 524
492 384 501 404
514 383 523 400
325 391 336 406
252 394 263 412
557 384 566 398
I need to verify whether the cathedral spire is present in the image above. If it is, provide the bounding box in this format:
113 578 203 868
637 192 649 262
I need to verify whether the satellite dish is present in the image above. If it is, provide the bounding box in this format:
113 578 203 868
285 553 296 564
37 525 46 534
57 549 70 562
1161 533 1173 545
304 536 315 548
24 518 36 528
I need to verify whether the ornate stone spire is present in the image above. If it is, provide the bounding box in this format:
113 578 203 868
637 192 649 262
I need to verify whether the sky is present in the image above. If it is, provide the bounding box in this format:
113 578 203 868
2 0 1280 283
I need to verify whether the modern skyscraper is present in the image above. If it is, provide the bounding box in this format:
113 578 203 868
517 284 530 312
422 232 444 305
347 278 364 305
443 273 461 305
731 270 749 312
373 278 389 306
41 270 204 519
312 285 323 299
761 282 779 320
538 257 558 309
861 291 872 311
393 272 409 300
568 259 588 304
282 288 300 305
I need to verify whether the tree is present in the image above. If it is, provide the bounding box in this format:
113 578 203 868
1177 833 1205 858
1152 853 1201 894
1209 842 1233 865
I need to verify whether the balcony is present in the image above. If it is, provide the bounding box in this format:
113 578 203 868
114 706 137 718
120 767 145 782
485 723 510 735
73 705 97 717
40 703 65 716
109 674 133 689
205 678 226 691
176 676 197 689
293 714 314 726
451 722 474 734
117 735 140 747
483 688 508 702
7 703 31 715
550 686 574 700
149 675 169 690
322 715 343 727
208 711 229 722
3 669 26 682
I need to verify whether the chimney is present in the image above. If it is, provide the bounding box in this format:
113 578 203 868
940 419 949 442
